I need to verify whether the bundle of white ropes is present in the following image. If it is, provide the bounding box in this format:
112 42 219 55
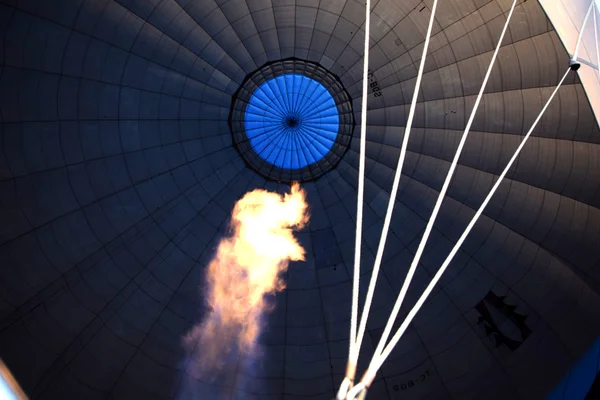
336 1 583 399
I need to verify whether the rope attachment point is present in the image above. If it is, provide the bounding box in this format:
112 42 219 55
336 362 357 400
336 378 352 400
345 382 366 400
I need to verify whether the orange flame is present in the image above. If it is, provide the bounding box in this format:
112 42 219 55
184 183 309 375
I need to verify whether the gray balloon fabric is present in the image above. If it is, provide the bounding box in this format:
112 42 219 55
1 0 600 399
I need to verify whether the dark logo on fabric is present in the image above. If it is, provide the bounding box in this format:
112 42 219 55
475 291 531 351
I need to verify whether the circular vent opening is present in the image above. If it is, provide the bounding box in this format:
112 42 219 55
229 58 355 183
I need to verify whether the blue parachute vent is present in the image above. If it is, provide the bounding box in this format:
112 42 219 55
244 74 339 170
229 58 354 183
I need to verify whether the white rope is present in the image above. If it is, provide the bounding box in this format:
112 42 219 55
349 0 371 363
574 0 595 62
345 382 365 400
360 66 574 386
337 378 352 400
370 0 518 365
349 0 440 374
339 0 371 397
